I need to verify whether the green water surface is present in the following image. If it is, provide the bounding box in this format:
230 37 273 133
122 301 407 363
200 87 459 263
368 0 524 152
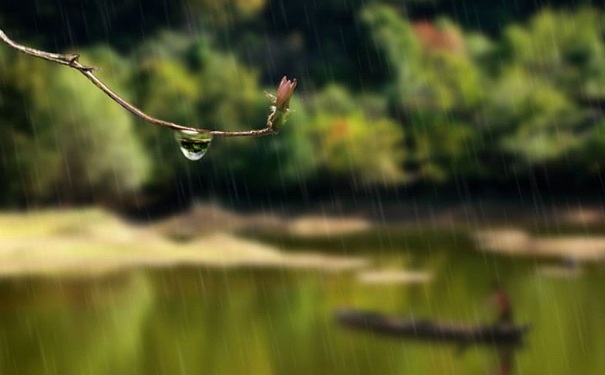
0 229 603 374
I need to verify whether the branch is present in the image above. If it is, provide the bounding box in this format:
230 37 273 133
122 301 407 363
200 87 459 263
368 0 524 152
0 28 296 137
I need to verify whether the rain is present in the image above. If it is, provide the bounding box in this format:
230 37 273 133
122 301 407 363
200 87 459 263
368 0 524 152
0 0 605 374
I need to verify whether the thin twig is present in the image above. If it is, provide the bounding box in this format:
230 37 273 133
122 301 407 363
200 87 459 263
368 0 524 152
0 28 278 137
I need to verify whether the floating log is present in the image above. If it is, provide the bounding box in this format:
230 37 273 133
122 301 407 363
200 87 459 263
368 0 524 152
335 308 530 345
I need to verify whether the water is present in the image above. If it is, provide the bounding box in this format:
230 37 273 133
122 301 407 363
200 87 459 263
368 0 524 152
0 231 603 374
175 130 213 161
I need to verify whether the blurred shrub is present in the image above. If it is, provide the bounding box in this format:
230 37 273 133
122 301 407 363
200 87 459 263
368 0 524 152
362 6 484 113
406 48 483 112
500 7 605 98
187 0 267 25
569 119 605 180
305 85 406 186
410 114 483 182
486 68 579 164
0 48 150 204
361 4 423 109
310 112 406 186
484 8 605 175
361 6 486 183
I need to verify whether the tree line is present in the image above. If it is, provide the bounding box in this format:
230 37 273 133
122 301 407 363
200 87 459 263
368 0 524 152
1 0 605 207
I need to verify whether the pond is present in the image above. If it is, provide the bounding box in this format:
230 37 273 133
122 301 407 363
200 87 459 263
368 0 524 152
0 228 603 374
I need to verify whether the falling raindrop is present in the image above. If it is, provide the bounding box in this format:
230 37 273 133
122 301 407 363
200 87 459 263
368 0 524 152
175 130 213 161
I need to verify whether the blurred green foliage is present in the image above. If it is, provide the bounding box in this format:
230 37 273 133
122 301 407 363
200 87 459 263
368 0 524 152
2 1 605 206
0 48 149 204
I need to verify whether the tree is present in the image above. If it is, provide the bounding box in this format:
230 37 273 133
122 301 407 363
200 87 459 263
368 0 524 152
500 7 605 98
483 8 605 177
306 85 406 186
31 52 151 202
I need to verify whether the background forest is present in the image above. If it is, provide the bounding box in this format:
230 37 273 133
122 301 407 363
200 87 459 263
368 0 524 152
2 0 605 209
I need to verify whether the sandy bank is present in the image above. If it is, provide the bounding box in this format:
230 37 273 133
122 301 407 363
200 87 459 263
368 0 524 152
475 229 605 262
0 208 367 277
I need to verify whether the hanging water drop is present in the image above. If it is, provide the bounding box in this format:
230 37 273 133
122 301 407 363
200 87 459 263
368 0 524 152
175 130 213 161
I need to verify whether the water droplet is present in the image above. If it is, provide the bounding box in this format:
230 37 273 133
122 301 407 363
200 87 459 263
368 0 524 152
175 130 213 161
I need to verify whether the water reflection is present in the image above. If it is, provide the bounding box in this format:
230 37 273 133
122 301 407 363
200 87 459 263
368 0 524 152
0 242 602 374
494 345 515 375
0 273 153 374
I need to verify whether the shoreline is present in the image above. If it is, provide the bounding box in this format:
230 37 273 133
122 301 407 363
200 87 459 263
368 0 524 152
0 208 369 278
1 200 605 277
